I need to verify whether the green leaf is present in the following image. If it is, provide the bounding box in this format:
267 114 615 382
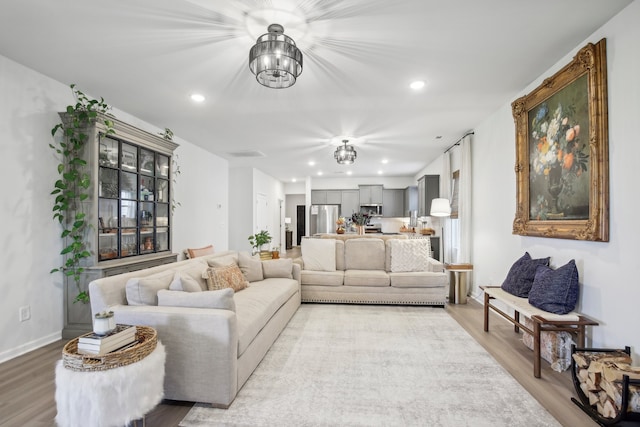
60 246 74 255
73 220 84 229
51 189 61 195
75 212 86 220
55 180 67 190
61 229 71 238
80 176 90 189
50 268 60 274
57 163 64 174
66 105 75 114
79 194 88 201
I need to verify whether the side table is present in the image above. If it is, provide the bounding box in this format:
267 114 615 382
445 263 474 304
55 326 166 427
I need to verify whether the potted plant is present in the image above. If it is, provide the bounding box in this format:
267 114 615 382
248 230 272 255
49 84 115 303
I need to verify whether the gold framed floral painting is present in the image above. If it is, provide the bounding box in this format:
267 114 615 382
512 38 609 241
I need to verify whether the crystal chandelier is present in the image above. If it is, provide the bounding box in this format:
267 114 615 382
334 140 357 165
249 24 303 89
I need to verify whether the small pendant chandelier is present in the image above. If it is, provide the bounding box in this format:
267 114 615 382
334 140 357 165
249 24 303 89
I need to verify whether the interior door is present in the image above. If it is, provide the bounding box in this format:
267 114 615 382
296 205 305 245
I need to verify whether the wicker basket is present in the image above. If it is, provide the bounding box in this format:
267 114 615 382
62 326 157 372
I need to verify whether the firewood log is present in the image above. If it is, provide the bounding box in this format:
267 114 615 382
589 371 602 388
578 368 589 383
573 351 632 369
602 363 640 382
601 399 618 418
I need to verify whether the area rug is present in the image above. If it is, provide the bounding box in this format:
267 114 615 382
180 304 561 427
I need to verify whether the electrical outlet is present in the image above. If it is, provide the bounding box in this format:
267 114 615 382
19 305 31 322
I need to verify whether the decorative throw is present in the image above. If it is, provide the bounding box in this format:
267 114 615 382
528 259 579 314
501 252 550 297
390 239 430 272
203 264 248 292
301 238 336 271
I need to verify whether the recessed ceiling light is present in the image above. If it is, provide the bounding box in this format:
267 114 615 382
317 171 323 176
410 80 425 90
346 171 352 175
377 170 383 175
190 93 205 102
308 161 315 166
292 178 297 183
381 159 388 164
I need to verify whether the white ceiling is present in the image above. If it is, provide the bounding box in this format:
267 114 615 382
0 0 632 182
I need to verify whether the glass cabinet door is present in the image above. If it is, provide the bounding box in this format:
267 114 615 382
97 135 171 262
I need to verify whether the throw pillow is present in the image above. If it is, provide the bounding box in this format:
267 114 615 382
238 251 264 282
528 259 579 314
157 289 235 312
390 239 430 272
169 272 202 292
203 264 249 292
262 258 293 279
186 245 214 259
125 270 174 305
500 252 550 297
301 238 336 271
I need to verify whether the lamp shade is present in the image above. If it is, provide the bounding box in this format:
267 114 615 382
249 24 303 89
430 198 451 217
284 217 292 224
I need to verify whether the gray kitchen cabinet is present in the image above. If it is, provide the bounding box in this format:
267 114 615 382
383 189 405 217
311 190 327 205
312 190 342 205
359 185 383 204
341 190 360 218
417 175 440 217
405 186 418 214
326 190 342 204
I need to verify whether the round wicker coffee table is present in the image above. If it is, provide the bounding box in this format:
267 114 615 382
55 326 166 427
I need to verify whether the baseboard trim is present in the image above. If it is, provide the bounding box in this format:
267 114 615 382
0 331 61 364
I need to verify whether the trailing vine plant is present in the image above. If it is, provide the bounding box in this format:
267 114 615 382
49 84 115 303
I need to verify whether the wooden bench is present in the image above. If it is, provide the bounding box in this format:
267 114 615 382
481 285 599 378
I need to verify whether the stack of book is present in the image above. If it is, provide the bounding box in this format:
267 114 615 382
77 324 137 355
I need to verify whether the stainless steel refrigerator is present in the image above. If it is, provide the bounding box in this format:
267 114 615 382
310 205 340 235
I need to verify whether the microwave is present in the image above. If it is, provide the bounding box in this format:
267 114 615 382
360 205 383 216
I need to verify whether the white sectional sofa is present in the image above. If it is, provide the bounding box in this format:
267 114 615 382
89 251 300 408
296 237 448 306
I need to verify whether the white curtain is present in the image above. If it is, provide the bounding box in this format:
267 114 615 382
441 151 452 263
459 134 472 263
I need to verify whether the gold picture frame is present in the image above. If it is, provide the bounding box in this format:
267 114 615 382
512 38 609 241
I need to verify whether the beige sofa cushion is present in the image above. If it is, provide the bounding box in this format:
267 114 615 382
301 270 345 287
389 272 449 288
344 270 390 287
169 272 202 292
157 289 236 311
238 252 264 282
234 278 299 356
335 240 345 271
172 261 209 291
344 238 385 270
125 270 175 305
301 238 336 271
262 258 293 279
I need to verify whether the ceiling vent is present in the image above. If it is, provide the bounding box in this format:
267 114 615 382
227 150 266 158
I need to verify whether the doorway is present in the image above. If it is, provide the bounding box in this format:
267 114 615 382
296 205 305 245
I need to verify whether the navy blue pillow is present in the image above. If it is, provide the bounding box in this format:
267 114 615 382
501 252 550 297
528 260 579 314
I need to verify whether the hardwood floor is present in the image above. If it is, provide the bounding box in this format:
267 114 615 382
0 274 597 426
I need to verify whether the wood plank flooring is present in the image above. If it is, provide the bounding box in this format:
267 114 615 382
0 250 597 427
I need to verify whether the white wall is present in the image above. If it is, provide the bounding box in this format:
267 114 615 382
470 2 640 359
0 54 229 362
229 167 285 253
